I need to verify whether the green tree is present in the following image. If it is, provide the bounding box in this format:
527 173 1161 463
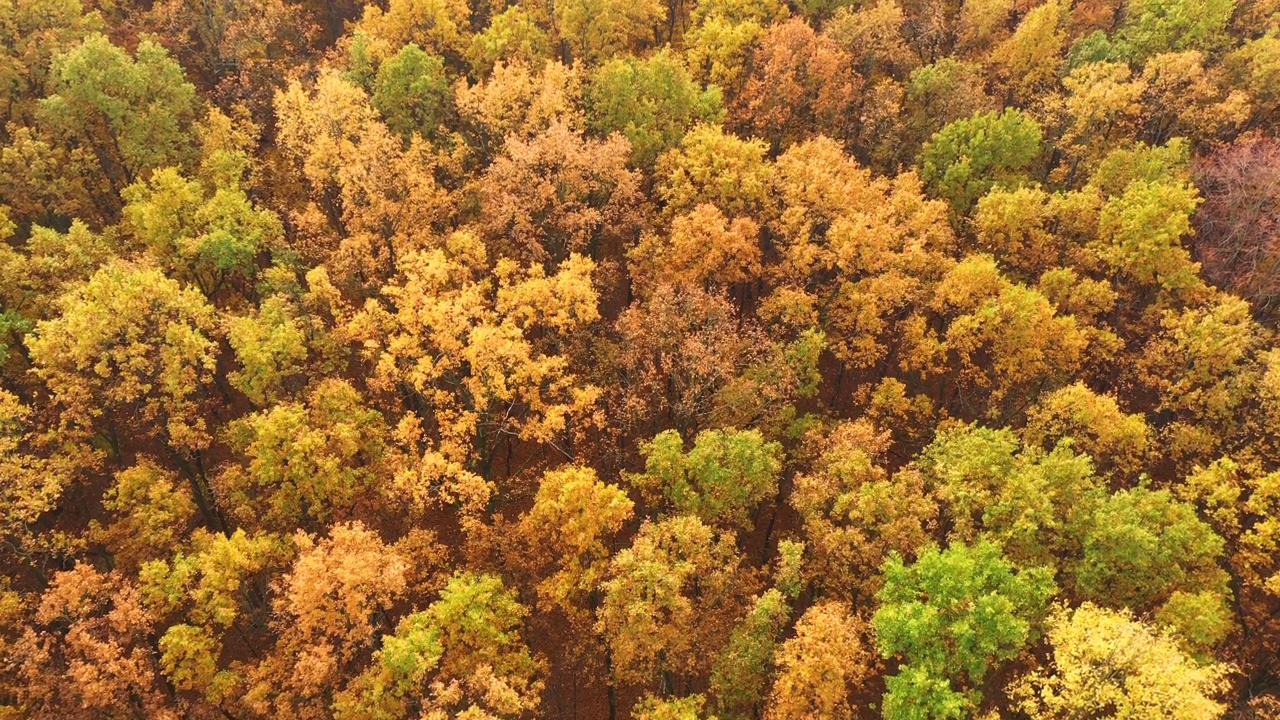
17 33 197 223
217 379 394 530
709 540 804 719
919 108 1042 214
585 49 723 167
121 163 283 301
335 572 542 719
917 424 1104 570
28 262 220 457
1069 486 1233 647
627 427 782 529
371 43 452 141
873 541 1056 720
1117 0 1235 62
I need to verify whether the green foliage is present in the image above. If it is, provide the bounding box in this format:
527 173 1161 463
37 33 197 191
1118 0 1236 62
28 262 220 452
628 427 782 528
874 541 1056 719
1070 486 1232 644
586 49 723 167
919 424 1103 569
122 164 282 297
920 108 1043 213
220 379 390 527
1092 178 1202 291
226 295 309 406
372 43 452 141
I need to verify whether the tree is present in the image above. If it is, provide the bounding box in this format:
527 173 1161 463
765 601 868 720
585 49 723 167
1178 457 1280 662
139 0 318 111
1138 296 1261 463
247 522 408 719
791 419 936 599
1022 383 1151 478
6 34 197 225
1117 0 1235 62
476 120 644 264
873 541 1056 720
626 427 782 529
0 389 84 575
517 465 634 615
94 459 197 572
121 159 283 301
919 108 1042 214
0 0 101 132
350 237 601 518
1010 604 1230 719
1069 486 1233 647
657 123 773 215
12 565 180 719
1052 62 1148 184
901 59 998 165
371 43 452 142
634 693 717 720
596 515 742 688
683 14 765 92
731 18 861 150
351 0 471 61
989 0 1066 101
216 378 396 530
140 528 287 707
627 203 762 291
926 255 1089 418
1090 178 1203 295
455 59 585 151
28 262 220 456
917 424 1103 571
336 572 541 719
466 7 551 75
554 0 666 65
226 295 311 406
709 540 803 719
606 283 822 440
274 71 450 279
1192 134 1280 313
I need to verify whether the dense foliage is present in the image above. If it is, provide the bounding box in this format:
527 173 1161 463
1 0 1279 717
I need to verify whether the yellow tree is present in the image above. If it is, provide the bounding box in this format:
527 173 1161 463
27 262 221 500
348 234 602 519
596 515 743 691
516 465 634 617
274 71 450 285
791 419 936 600
554 0 666 65
1011 604 1231 719
765 601 870 720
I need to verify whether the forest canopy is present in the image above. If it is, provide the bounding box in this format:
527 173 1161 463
2 0 1280 718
